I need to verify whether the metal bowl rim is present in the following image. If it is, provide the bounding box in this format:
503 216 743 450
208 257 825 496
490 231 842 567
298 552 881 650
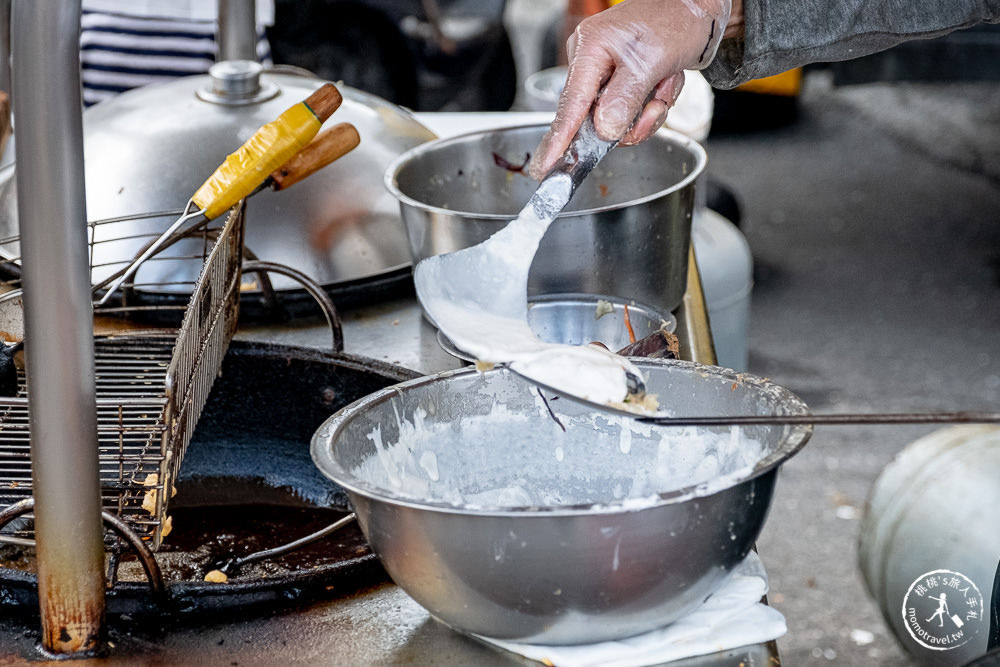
382 124 708 221
311 359 812 516
437 292 679 363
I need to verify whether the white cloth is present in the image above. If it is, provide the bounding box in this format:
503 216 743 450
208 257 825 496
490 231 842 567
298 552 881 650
81 0 274 25
79 4 273 107
478 551 786 667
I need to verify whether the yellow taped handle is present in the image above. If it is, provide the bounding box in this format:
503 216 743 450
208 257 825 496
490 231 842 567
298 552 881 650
191 83 343 220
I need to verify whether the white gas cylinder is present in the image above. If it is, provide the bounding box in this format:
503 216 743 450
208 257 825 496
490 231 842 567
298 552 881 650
859 425 1000 665
692 208 752 370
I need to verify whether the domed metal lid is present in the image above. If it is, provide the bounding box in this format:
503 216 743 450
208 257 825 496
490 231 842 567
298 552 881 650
0 65 436 297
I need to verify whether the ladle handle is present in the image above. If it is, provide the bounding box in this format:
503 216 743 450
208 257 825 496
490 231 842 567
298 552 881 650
531 114 616 221
637 411 1000 427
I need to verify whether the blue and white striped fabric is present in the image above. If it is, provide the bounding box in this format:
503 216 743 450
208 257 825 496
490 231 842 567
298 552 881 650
80 9 273 107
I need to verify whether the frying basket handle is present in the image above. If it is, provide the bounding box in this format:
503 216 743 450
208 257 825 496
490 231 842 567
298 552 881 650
0 498 166 602
241 260 344 354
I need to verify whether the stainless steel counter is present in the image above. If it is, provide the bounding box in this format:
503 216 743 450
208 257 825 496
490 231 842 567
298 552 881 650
235 247 718 374
236 294 463 375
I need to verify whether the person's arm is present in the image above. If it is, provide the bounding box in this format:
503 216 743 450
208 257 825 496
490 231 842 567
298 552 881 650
528 0 737 179
529 0 999 179
705 0 1000 89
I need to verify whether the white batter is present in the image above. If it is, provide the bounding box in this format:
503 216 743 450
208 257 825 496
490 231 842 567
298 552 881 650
356 396 766 508
415 173 650 409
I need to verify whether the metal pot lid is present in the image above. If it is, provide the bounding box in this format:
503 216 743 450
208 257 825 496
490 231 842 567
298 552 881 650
0 64 436 293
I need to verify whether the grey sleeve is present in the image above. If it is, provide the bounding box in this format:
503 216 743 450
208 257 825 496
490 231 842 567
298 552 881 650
702 0 1000 89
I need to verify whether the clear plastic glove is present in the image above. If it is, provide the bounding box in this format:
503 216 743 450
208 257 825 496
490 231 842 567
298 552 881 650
528 0 733 180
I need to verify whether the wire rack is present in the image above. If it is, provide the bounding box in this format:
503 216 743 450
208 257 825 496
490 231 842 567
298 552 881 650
0 202 244 550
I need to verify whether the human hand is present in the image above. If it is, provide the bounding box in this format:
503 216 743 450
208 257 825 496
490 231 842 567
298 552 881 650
528 0 736 180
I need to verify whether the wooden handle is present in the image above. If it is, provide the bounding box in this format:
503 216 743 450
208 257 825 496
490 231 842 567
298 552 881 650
303 83 343 123
269 123 360 191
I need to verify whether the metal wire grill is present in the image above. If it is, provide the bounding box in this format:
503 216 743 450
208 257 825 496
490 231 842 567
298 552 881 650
0 202 244 550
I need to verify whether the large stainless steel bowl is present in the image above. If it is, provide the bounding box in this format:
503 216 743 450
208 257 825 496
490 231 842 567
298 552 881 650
311 359 811 645
384 124 706 314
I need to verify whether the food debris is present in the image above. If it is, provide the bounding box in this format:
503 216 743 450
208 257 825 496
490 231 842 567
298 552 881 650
599 183 609 197
140 473 177 515
618 392 660 413
623 305 636 344
141 476 158 514
160 515 173 538
594 299 615 319
204 570 228 583
492 151 531 174
850 628 875 646
474 360 495 372
616 327 679 359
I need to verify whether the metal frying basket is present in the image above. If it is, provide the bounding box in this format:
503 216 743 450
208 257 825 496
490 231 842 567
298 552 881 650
0 201 244 550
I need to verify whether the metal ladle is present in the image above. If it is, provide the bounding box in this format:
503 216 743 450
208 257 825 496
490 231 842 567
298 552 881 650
521 371 1000 427
414 113 648 400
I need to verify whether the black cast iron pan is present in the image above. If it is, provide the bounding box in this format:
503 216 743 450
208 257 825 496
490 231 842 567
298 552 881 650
0 339 418 619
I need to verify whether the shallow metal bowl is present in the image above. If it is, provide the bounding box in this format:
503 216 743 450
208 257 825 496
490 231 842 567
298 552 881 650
437 293 677 362
311 359 811 645
385 124 706 314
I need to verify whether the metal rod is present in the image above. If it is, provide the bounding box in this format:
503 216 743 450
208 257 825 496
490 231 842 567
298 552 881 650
677 245 718 365
100 509 166 599
243 260 345 353
93 201 205 305
12 0 106 654
220 513 357 575
217 0 258 62
0 499 166 599
638 411 1000 427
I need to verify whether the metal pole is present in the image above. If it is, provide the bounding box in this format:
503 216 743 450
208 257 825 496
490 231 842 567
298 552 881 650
217 0 258 62
11 0 106 654
677 245 718 365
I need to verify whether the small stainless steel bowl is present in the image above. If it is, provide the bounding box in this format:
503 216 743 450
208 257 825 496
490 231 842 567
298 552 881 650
437 293 677 362
385 124 706 314
311 359 811 645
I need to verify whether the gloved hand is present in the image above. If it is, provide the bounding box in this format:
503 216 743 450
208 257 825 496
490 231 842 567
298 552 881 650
528 0 737 180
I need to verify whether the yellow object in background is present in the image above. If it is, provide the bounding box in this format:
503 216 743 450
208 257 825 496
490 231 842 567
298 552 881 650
736 68 803 96
574 0 801 97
